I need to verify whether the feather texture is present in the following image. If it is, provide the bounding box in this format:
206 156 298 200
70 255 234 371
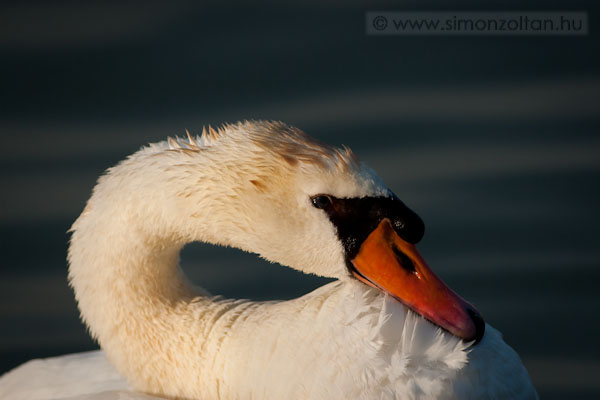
1 121 537 399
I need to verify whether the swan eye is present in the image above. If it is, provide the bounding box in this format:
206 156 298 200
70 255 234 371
311 195 332 209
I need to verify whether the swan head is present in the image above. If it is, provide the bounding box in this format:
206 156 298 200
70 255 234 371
147 121 484 342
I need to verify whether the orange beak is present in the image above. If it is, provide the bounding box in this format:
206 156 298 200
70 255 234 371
350 218 485 342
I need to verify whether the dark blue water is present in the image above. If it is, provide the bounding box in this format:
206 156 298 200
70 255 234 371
1 3 599 399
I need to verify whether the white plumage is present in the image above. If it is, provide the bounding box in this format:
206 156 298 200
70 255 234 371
0 121 537 399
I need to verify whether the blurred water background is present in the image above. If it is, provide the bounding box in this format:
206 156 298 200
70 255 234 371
1 2 599 399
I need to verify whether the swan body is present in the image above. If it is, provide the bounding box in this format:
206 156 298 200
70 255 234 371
0 351 158 400
1 288 531 400
0 121 537 399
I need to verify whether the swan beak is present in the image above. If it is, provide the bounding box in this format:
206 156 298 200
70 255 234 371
350 218 485 343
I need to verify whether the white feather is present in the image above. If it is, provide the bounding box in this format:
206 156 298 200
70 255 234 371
0 121 537 399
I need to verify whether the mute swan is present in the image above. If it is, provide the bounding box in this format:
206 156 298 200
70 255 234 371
0 121 537 399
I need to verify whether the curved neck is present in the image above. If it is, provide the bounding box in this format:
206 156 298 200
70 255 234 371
68 206 194 381
67 154 239 397
68 199 336 399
